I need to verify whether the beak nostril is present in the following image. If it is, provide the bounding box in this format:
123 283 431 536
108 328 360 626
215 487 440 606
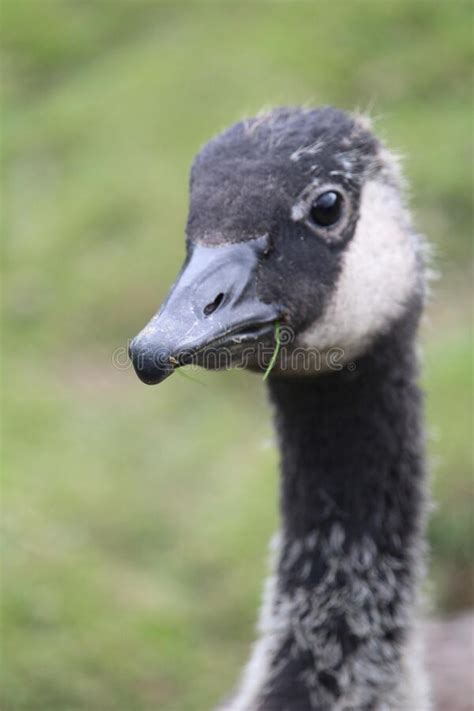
203 292 225 317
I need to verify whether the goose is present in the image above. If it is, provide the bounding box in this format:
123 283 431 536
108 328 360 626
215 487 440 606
129 107 430 710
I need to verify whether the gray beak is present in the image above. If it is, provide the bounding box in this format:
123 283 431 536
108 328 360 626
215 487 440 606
129 235 282 384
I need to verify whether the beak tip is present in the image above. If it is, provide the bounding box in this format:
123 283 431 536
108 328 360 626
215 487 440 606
136 371 173 386
129 337 175 385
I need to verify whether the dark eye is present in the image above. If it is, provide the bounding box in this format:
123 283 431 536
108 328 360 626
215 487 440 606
310 191 343 227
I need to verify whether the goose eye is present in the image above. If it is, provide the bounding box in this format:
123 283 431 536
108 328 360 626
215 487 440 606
310 191 343 227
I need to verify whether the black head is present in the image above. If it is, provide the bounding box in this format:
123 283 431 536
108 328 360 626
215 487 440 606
130 107 423 384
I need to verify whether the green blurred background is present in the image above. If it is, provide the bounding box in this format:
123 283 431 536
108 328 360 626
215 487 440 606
2 1 473 709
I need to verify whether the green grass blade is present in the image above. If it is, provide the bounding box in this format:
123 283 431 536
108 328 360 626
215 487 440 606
263 322 281 381
175 366 206 386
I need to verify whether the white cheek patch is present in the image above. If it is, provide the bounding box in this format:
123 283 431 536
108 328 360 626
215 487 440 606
301 179 421 360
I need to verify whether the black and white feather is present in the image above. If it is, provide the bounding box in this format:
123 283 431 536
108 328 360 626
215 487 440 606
131 106 431 711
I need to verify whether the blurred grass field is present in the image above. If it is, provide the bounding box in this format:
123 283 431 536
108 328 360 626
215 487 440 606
2 2 473 710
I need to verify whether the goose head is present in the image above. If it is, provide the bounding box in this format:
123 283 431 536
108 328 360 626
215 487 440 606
130 107 424 384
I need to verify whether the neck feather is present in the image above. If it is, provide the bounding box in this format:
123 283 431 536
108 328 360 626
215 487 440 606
243 308 428 710
270 309 425 548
